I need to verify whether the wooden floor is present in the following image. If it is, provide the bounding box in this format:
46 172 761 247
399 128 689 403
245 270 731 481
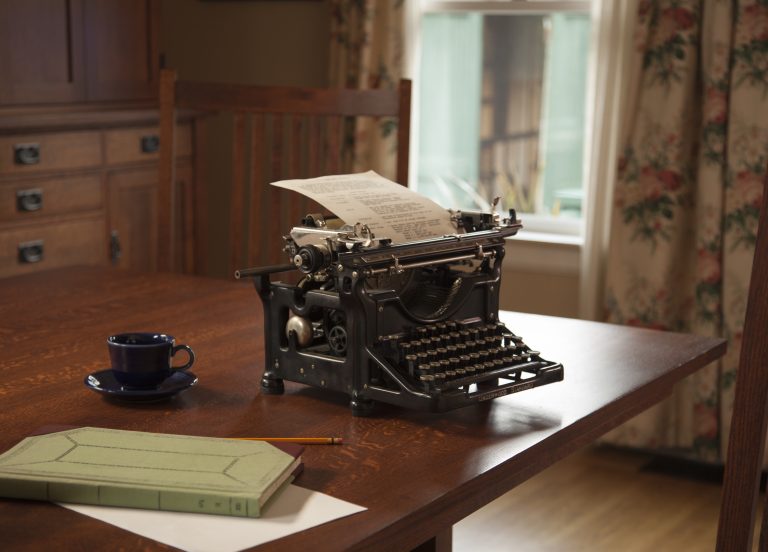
454 445 742 551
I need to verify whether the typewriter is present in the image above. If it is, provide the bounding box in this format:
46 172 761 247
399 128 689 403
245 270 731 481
236 203 563 416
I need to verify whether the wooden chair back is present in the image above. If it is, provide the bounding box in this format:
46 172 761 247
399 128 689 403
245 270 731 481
157 69 411 275
717 174 768 550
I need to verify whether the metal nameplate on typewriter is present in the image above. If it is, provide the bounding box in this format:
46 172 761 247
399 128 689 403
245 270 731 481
236 173 563 416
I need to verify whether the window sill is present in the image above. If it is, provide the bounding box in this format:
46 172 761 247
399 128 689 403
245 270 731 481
502 231 582 276
512 230 583 247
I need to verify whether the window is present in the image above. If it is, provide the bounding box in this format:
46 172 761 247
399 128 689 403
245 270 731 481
414 1 591 236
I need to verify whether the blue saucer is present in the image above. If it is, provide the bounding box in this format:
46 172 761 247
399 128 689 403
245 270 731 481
84 369 197 402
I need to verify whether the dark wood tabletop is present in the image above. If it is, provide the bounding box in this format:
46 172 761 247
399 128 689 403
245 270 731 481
0 267 727 552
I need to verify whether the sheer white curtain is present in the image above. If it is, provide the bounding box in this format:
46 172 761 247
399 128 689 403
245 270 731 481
579 0 639 321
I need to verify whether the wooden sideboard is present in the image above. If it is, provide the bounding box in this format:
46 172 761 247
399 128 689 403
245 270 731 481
0 0 159 105
0 0 204 277
0 109 198 277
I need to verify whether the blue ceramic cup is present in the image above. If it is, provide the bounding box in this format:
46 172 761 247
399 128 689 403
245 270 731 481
107 333 195 388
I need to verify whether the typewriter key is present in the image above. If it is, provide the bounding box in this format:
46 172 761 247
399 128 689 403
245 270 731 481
436 347 448 360
405 354 418 375
445 370 456 378
448 357 461 371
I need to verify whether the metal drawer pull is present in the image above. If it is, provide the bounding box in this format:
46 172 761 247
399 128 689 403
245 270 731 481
18 240 44 264
16 188 43 212
140 135 160 153
110 230 121 264
13 143 41 165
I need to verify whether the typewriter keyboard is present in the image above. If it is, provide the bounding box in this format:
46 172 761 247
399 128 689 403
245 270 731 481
376 320 542 392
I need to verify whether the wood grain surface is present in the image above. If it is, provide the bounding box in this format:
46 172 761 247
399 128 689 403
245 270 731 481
0 267 726 552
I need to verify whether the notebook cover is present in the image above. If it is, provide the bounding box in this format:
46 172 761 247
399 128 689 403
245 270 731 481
0 427 303 517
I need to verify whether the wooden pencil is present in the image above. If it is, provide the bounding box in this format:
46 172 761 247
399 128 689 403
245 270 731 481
231 437 343 445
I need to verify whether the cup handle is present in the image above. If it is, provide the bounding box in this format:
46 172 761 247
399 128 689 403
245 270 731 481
171 344 195 371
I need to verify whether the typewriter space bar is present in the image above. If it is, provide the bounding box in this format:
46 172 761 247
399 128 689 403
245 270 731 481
470 364 564 402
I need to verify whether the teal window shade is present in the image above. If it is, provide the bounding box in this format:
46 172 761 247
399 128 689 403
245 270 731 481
416 11 590 217
417 13 484 209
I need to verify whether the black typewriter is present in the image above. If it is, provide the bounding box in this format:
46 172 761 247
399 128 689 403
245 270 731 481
236 205 563 416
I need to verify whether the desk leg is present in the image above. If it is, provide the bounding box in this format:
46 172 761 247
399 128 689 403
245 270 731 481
412 527 452 552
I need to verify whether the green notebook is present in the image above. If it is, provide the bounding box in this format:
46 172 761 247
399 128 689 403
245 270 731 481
0 427 303 517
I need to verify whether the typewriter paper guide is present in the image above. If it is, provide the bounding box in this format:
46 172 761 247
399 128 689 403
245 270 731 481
271 171 457 244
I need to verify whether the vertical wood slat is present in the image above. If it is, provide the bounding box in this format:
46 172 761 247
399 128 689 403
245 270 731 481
157 69 177 272
182 168 194 273
327 115 341 176
269 114 284 266
717 176 768 551
228 112 247 277
192 117 208 274
289 115 304 228
396 79 412 187
308 115 320 177
247 113 265 268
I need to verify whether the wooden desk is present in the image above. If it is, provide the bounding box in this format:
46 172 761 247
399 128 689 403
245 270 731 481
0 267 726 551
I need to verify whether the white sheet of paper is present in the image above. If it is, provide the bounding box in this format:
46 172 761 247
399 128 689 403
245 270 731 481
60 484 366 552
271 171 456 243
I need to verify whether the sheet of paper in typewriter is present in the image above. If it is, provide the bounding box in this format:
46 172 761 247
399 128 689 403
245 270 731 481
271 171 457 244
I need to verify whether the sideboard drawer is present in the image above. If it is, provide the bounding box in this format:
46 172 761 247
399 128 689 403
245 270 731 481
105 124 192 165
0 131 102 176
0 216 106 277
0 175 103 223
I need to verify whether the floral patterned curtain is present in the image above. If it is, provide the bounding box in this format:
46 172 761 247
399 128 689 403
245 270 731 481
328 0 405 182
602 0 768 462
